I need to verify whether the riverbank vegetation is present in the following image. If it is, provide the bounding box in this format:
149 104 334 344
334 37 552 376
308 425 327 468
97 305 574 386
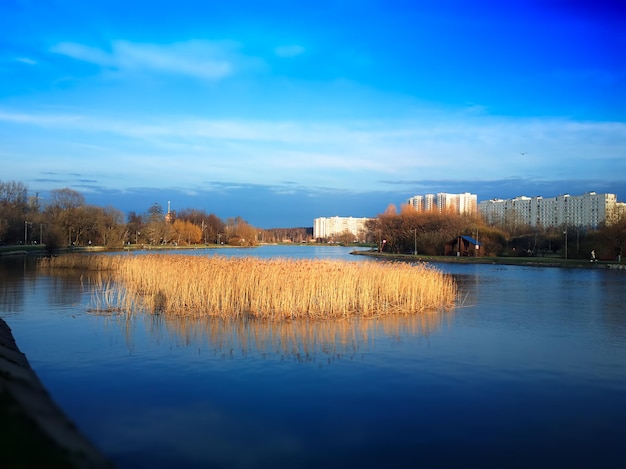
2 179 624 261
39 254 457 319
366 203 625 261
0 182 264 250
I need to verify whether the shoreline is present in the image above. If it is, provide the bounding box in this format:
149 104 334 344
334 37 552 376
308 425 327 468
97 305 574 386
350 250 626 270
0 245 622 466
0 318 113 468
1 244 624 270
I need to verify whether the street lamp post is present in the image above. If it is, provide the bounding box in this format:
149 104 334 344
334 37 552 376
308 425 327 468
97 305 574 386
413 229 417 255
24 221 32 244
564 228 568 260
475 229 479 257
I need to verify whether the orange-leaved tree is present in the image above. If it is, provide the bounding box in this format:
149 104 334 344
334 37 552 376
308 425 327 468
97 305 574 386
172 219 202 245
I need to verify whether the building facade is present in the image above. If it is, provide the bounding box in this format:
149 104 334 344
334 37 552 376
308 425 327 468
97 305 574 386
616 201 626 223
313 216 371 241
478 192 620 229
407 192 477 215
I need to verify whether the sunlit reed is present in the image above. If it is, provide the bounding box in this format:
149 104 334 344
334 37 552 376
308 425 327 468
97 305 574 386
86 277 127 315
40 254 457 320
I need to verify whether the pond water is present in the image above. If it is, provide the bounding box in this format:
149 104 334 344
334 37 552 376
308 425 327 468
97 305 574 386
1 246 625 468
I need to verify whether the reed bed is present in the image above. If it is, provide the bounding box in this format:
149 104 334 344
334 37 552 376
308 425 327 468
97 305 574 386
40 254 457 320
86 277 128 315
38 254 119 271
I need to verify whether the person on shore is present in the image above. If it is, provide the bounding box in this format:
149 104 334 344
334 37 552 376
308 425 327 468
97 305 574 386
591 250 596 262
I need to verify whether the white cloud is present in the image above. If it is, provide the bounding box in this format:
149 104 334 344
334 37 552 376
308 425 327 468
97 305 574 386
1 108 624 193
16 57 37 65
112 41 233 79
0 110 84 125
50 42 114 66
50 40 259 80
274 45 305 58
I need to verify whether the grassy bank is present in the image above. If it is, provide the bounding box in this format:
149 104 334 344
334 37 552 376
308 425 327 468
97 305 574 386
0 245 46 256
39 254 457 319
351 250 626 269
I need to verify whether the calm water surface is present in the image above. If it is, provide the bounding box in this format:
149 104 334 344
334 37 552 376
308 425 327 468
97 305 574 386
1 246 625 468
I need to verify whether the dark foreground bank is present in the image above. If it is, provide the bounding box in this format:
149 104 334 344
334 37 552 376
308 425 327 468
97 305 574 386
0 318 112 468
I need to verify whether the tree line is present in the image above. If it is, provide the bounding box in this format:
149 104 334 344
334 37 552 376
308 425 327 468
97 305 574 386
0 181 262 249
1 179 624 260
366 203 625 260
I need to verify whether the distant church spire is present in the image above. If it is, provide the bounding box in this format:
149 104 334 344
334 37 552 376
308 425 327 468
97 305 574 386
165 200 173 223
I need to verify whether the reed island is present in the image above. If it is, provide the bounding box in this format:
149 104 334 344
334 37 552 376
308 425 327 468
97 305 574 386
39 254 457 320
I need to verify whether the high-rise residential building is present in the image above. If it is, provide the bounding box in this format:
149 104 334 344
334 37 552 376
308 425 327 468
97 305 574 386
478 192 620 229
616 202 626 223
407 192 477 215
314 216 371 241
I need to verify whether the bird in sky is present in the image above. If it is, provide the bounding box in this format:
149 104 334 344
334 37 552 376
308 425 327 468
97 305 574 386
520 152 528 156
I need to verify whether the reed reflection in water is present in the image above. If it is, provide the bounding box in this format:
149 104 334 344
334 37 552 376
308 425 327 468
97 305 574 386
97 291 452 364
2 252 625 469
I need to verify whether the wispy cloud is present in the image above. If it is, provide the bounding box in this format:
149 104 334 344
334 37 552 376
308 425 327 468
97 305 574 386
16 57 37 65
2 108 625 196
50 40 260 80
5 108 623 149
274 45 305 58
0 110 84 125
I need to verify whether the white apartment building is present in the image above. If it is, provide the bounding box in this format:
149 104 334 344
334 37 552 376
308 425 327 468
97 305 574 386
314 216 371 241
407 192 477 215
479 192 620 229
617 202 626 222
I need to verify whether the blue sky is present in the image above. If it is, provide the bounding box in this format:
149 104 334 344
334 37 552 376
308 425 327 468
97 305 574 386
1 0 625 228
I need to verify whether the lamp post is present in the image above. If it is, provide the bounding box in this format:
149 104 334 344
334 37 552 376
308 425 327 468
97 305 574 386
24 221 32 244
413 228 417 255
563 228 568 260
0 219 6 241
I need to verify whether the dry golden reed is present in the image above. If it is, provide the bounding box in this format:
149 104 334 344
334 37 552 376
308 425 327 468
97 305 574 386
40 253 457 320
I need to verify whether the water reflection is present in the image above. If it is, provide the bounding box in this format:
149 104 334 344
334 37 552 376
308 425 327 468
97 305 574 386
1 256 455 366
2 251 626 469
439 262 626 346
451 274 480 308
597 272 626 343
105 304 453 364
0 256 27 312
29 260 457 365
0 256 45 314
44 271 85 308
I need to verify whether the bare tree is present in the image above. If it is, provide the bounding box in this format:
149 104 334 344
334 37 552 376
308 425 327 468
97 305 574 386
44 188 86 246
0 180 29 243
